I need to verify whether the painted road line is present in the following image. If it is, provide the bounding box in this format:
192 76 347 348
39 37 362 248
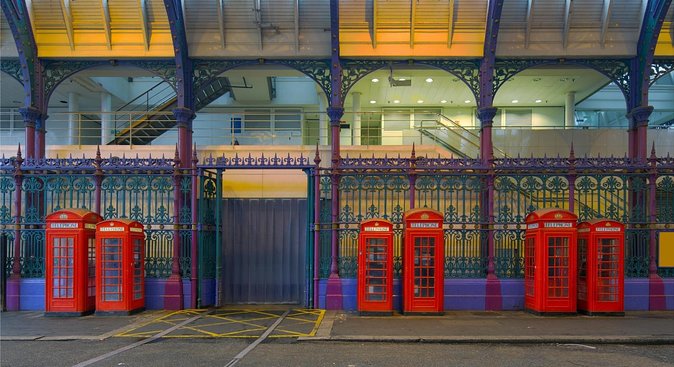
72 311 208 367
224 310 290 367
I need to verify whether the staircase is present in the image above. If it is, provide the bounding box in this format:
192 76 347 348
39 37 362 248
416 114 508 159
109 77 232 145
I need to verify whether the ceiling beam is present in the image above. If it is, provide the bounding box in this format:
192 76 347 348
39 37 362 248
524 0 533 49
447 0 455 47
59 0 75 50
410 0 416 48
563 0 571 49
139 0 150 50
600 0 612 48
102 0 111 49
632 0 673 108
217 0 226 48
294 0 299 52
669 5 674 45
372 0 378 48
481 0 504 108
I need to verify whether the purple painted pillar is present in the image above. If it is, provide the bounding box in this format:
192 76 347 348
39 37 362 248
7 146 24 310
627 106 653 162
190 146 199 308
568 144 576 213
325 107 344 310
165 147 184 310
94 146 103 215
409 144 417 209
35 114 47 159
647 144 665 310
313 147 321 309
173 108 195 169
477 107 501 310
19 107 40 160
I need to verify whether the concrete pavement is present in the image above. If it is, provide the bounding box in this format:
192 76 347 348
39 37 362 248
2 309 674 344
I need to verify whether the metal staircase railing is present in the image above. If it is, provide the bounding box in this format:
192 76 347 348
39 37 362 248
110 77 231 145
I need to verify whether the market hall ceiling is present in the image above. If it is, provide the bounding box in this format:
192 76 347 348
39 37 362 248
0 0 672 59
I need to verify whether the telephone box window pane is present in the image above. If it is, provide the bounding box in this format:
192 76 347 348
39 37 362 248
547 237 569 298
88 237 96 297
133 238 143 300
52 237 74 299
365 238 387 301
597 238 619 302
413 237 435 298
102 238 122 301
525 237 535 297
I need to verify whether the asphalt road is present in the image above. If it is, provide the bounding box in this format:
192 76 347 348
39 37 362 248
2 339 674 367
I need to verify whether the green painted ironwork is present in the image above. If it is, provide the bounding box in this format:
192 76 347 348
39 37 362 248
494 175 569 278
198 174 218 279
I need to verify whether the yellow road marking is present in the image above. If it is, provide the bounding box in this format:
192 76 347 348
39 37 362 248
115 308 325 338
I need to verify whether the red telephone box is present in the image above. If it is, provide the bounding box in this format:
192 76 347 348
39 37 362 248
524 208 578 314
577 219 624 315
403 209 444 314
358 219 394 315
96 219 145 314
45 209 102 316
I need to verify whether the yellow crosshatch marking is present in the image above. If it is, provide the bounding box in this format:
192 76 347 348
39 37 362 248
116 308 325 339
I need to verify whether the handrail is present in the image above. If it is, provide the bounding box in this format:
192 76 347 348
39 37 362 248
115 81 171 113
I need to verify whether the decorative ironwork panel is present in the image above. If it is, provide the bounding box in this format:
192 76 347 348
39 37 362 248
198 175 218 279
101 174 176 278
656 176 674 223
575 174 649 277
494 59 631 106
192 59 331 98
650 60 674 85
337 174 410 278
494 175 569 278
416 175 485 278
318 176 332 278
341 60 389 101
0 59 23 84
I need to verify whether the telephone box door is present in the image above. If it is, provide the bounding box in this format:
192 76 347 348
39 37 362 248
524 208 578 314
45 209 102 316
358 219 394 314
96 219 145 314
403 209 444 314
577 220 624 315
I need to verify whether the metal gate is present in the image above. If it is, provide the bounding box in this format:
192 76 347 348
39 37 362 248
221 198 307 304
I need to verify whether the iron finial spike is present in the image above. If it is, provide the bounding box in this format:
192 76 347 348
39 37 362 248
569 141 575 158
96 145 101 159
650 141 656 159
16 143 21 158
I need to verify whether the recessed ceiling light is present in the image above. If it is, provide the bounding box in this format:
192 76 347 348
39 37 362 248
393 100 400 104
399 78 406 81
464 100 471 104
369 100 376 104
371 78 379 83
512 99 519 104
440 100 447 104
535 99 542 103
417 100 424 104
425 78 433 83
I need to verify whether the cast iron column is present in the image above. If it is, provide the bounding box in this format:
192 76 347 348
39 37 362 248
7 146 24 310
19 107 40 160
173 107 195 168
166 147 184 310
627 106 653 162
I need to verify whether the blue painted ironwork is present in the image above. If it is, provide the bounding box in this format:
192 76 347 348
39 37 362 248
43 60 176 104
650 59 674 85
200 152 313 169
494 58 632 108
192 59 332 99
341 59 481 103
633 0 673 108
0 59 22 84
0 0 42 110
